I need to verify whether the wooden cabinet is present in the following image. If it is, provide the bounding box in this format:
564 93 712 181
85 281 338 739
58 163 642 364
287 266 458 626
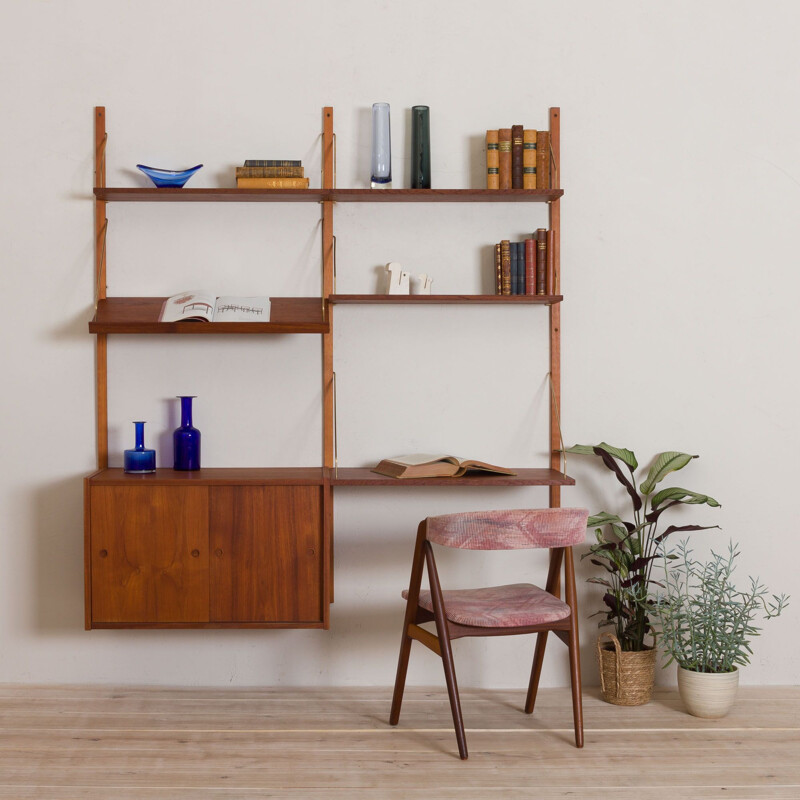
86 105 570 631
85 471 328 629
89 485 209 624
209 486 323 624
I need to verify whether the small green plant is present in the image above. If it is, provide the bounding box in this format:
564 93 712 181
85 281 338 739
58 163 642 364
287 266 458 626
565 442 721 652
651 540 789 673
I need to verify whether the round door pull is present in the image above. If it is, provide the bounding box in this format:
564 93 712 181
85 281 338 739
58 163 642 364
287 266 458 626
307 548 316 556
215 548 224 557
191 549 200 558
99 549 108 558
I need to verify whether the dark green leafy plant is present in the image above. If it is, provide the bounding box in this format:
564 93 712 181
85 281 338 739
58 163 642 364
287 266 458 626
565 442 721 652
651 540 789 673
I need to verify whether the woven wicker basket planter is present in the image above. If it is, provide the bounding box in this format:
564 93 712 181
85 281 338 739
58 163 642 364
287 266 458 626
597 632 656 706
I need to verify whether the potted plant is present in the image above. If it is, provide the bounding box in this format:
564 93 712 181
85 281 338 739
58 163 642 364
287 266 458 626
651 539 788 718
565 442 721 705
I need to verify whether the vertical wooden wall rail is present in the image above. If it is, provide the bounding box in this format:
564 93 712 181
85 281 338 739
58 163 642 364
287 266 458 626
548 107 561 511
547 107 562 599
322 107 334 466
321 107 335 609
94 107 108 469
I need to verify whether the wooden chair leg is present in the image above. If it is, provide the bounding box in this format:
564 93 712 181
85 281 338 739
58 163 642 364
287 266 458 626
564 547 583 748
568 622 584 748
524 631 548 714
439 627 467 759
389 630 412 726
425 541 468 759
390 522 428 727
526 547 563 714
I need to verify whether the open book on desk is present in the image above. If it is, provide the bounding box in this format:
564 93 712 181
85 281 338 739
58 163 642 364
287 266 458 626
372 454 516 479
160 291 271 323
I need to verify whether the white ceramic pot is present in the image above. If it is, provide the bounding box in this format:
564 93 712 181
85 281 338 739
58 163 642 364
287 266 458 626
677 666 739 718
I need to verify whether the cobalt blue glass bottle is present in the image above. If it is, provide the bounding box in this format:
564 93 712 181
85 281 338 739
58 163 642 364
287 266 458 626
124 421 156 473
173 396 201 470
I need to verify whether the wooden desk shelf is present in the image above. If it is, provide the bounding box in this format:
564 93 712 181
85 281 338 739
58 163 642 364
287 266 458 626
327 468 574 487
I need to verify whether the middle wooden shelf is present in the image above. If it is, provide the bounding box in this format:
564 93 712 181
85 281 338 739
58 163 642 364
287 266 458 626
89 297 328 334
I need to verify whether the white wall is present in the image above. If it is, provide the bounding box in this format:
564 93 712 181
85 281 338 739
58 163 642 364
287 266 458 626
0 0 798 688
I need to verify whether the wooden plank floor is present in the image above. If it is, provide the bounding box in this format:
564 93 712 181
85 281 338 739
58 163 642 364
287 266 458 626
0 685 797 799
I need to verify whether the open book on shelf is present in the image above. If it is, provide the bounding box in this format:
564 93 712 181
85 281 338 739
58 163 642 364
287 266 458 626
160 291 271 323
372 454 516 479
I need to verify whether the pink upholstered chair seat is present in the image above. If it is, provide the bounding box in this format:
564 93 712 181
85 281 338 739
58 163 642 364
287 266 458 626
403 583 570 628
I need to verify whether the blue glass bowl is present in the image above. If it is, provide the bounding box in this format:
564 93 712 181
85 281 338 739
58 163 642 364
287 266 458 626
136 164 203 188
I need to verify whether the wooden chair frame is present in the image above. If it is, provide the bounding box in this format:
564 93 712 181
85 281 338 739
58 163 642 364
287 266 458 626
389 517 583 760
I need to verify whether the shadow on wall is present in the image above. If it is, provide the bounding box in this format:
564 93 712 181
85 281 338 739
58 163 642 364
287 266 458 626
32 474 86 633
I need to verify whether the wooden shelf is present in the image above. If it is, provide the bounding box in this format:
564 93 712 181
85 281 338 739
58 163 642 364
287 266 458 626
327 467 574 487
89 297 328 334
329 294 562 305
94 187 563 203
95 188 327 203
88 468 326 485
88 467 573 488
325 189 562 203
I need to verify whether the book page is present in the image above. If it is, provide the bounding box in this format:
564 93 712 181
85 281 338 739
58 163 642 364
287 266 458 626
160 291 217 322
213 296 270 322
384 454 456 467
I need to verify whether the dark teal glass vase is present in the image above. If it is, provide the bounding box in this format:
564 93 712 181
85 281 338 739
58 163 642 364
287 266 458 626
410 105 431 189
173 396 201 471
124 421 156 473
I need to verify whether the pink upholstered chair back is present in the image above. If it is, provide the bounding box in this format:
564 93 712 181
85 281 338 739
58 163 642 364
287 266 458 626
425 508 588 550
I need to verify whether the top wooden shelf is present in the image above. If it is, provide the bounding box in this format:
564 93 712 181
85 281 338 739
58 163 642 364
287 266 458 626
94 188 563 203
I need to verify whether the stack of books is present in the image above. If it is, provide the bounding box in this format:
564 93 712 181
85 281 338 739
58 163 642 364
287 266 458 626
236 160 309 189
486 126 552 190
494 229 556 296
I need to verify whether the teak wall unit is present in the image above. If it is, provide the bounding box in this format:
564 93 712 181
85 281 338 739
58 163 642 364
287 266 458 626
85 106 572 630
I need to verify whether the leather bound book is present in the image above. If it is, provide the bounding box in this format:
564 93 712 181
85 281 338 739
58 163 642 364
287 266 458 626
486 130 500 189
536 131 550 189
495 242 502 294
510 240 518 295
236 177 310 189
511 124 524 189
546 229 555 295
498 129 512 190
518 242 528 294
500 239 511 295
525 237 536 295
536 228 547 294
523 130 537 189
244 160 301 167
236 166 305 178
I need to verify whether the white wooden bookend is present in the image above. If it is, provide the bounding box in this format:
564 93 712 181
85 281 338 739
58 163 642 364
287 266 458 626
410 273 433 294
385 262 410 294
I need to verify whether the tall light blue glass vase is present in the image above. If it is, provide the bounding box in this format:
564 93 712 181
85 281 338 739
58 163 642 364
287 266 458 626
370 102 392 188
173 396 201 471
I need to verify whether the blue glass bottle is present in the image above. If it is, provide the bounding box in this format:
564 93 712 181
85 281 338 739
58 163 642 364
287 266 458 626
370 102 392 188
124 421 156 473
173 396 201 470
